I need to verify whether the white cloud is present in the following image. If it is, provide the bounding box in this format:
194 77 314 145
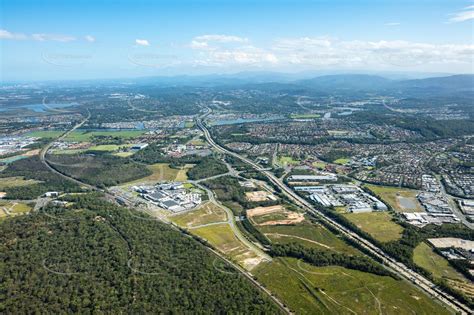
449 6 474 22
0 29 77 42
384 22 401 26
85 35 95 42
32 33 76 42
135 39 150 46
201 49 278 66
193 34 247 43
0 29 27 40
270 37 474 68
190 34 248 50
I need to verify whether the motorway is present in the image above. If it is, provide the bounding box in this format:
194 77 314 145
36 111 290 314
196 109 472 315
39 110 97 191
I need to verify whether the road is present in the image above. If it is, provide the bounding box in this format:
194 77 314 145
39 110 98 191
35 111 289 314
189 181 272 261
197 109 472 315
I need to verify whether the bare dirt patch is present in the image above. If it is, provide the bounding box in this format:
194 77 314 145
247 205 305 226
245 190 275 202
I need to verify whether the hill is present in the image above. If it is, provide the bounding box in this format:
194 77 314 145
0 193 280 313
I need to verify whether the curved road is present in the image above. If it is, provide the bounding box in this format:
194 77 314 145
197 109 472 315
37 112 290 314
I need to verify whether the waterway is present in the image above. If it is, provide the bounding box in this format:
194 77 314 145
0 103 79 113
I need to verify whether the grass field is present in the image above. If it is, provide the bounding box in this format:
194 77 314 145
365 184 423 212
312 161 326 169
258 221 360 254
343 212 403 242
113 152 134 157
125 163 191 185
88 144 133 151
333 157 350 165
413 242 467 281
290 113 321 119
0 201 32 217
27 130 145 142
0 176 41 190
171 202 227 228
253 257 449 315
192 224 263 270
184 121 195 128
413 242 474 299
277 155 299 167
26 130 64 139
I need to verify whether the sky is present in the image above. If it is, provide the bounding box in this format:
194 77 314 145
0 0 473 82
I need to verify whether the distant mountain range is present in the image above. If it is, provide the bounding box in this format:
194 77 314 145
13 72 473 96
294 74 474 94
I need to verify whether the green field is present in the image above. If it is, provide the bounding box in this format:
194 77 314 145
312 161 326 169
88 144 133 151
365 184 423 212
343 212 403 242
277 155 299 167
27 130 145 142
0 201 32 216
125 163 191 185
171 202 227 228
113 152 134 157
413 242 466 281
290 113 321 119
333 157 350 165
184 121 195 128
26 130 64 139
0 176 41 190
253 257 449 315
258 221 360 254
192 224 263 270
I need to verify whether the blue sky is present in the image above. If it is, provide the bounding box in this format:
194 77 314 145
1 0 473 81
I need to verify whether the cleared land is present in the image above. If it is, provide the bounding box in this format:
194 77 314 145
312 161 326 169
171 202 227 228
365 184 423 212
414 242 474 299
245 190 273 202
0 201 32 217
247 205 304 226
413 242 466 281
0 176 42 190
343 212 403 242
253 257 449 315
125 163 191 185
192 224 264 270
277 156 299 167
258 221 359 254
27 130 145 142
333 158 350 165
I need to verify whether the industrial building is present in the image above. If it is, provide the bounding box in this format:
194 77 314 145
134 182 202 213
288 173 337 182
297 184 387 213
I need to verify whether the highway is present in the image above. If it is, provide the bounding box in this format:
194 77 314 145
36 111 290 314
196 109 472 315
39 110 98 191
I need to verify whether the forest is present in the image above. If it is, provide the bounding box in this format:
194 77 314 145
46 153 152 188
0 193 280 313
186 156 228 180
270 243 394 278
0 156 82 199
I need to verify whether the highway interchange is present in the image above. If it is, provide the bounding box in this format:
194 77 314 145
196 108 473 315
36 108 472 314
